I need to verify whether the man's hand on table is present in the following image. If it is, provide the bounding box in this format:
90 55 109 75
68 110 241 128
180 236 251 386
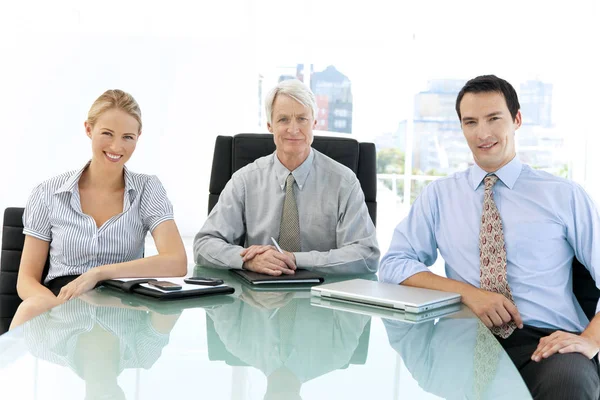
462 286 524 329
241 245 296 276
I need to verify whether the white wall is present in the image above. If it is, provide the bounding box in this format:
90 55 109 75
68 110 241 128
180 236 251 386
1 0 599 239
0 34 259 236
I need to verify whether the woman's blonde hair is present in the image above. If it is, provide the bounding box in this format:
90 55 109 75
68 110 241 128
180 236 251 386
87 89 142 133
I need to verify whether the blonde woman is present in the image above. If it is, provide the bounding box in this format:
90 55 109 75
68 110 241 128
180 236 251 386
10 89 187 328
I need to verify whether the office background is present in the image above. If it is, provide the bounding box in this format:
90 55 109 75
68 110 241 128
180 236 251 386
1 2 599 398
0 0 599 249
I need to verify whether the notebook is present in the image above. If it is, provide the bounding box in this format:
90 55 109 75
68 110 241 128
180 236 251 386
101 277 235 300
311 279 461 313
310 296 462 323
230 269 324 285
97 285 235 313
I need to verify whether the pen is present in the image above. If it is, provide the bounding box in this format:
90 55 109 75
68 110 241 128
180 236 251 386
271 237 297 275
271 237 284 253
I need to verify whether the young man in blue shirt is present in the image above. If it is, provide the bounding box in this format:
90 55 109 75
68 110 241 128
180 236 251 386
380 75 600 399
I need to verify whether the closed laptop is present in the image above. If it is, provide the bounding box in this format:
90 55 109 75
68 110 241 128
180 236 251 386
311 279 461 313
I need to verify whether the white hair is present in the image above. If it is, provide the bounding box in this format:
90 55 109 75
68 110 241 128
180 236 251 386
265 79 317 124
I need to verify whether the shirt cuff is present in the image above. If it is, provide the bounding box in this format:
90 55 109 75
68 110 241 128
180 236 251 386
230 253 244 269
380 261 430 285
148 215 174 233
293 252 312 269
22 229 51 242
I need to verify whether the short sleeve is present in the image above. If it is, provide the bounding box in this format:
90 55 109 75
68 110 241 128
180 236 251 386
140 175 174 232
22 183 52 242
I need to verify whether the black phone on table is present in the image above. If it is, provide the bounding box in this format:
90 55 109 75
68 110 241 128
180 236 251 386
184 277 224 286
148 281 182 291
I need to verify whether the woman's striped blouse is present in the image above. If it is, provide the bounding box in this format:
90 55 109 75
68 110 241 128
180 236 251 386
23 163 174 283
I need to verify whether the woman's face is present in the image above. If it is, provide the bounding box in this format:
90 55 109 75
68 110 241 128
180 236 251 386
85 108 140 168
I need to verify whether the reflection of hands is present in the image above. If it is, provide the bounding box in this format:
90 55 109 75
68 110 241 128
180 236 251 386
35 294 65 310
57 269 101 301
78 290 152 312
531 331 600 362
240 286 295 310
443 305 471 319
463 287 524 329
149 313 181 334
241 246 296 276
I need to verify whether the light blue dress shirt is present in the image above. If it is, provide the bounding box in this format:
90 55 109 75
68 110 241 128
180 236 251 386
380 157 600 332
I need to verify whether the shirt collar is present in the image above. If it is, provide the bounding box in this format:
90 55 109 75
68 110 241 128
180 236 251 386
54 161 137 197
469 156 523 190
273 148 315 191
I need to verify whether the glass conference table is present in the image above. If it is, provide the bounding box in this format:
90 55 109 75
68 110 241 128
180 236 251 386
0 266 531 400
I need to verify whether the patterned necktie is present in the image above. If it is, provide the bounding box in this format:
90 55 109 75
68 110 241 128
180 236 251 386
278 301 298 361
278 173 301 252
479 174 517 338
473 320 502 399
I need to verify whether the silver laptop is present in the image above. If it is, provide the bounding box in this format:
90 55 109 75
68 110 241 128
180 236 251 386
311 279 461 313
310 296 462 323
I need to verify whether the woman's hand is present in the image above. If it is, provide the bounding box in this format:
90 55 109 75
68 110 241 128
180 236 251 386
57 269 101 301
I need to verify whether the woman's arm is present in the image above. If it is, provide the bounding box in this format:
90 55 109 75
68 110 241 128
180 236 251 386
16 236 55 300
57 220 188 300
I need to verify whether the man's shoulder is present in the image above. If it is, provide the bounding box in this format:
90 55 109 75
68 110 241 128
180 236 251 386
520 164 582 192
312 149 359 183
230 153 274 181
424 170 470 191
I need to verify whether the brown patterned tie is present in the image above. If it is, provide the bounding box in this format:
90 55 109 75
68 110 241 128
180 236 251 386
473 319 502 399
480 175 517 338
278 174 301 252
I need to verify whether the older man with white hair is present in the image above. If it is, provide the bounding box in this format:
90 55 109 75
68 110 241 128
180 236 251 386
194 79 379 275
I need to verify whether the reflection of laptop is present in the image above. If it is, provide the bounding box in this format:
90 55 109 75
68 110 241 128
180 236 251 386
311 279 461 313
310 296 462 323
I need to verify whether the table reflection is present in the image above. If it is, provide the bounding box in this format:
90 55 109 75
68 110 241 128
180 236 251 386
383 313 532 399
206 286 371 400
22 292 180 400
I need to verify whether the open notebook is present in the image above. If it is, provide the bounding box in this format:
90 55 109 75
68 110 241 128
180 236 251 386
101 277 235 300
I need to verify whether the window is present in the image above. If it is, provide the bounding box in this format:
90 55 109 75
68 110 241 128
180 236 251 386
334 108 349 117
334 120 347 129
1 0 598 244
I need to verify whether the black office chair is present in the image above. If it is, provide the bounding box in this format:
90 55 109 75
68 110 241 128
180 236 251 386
573 258 600 321
208 134 377 226
0 208 50 334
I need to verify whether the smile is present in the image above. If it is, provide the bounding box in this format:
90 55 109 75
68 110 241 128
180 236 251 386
104 152 123 162
479 143 497 150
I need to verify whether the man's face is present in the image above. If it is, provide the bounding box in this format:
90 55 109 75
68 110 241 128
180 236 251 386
459 91 522 173
267 94 316 162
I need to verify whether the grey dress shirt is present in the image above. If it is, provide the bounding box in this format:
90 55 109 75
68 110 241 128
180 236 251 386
194 148 379 274
207 296 370 382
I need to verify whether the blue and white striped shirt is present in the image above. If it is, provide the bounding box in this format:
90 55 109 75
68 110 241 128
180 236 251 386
24 298 170 376
23 163 174 283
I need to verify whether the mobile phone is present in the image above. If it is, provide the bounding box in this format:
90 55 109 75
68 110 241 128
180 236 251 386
148 281 182 291
184 277 224 286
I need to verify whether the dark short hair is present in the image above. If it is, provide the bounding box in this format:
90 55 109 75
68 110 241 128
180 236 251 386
455 75 520 121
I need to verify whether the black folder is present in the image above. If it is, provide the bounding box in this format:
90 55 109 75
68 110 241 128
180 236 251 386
101 278 235 300
97 286 235 314
230 269 324 285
